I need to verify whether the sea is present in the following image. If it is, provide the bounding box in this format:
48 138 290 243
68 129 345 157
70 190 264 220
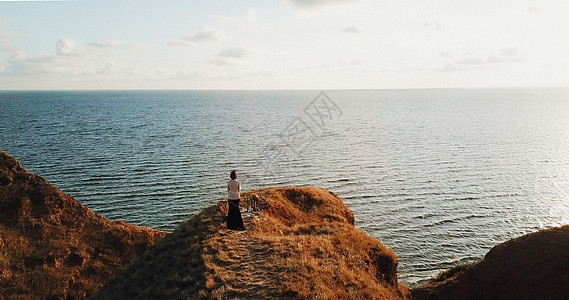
1 88 569 285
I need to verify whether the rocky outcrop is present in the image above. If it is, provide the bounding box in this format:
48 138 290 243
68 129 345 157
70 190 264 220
0 151 167 299
15 147 569 299
413 225 569 300
94 186 410 299
2 150 407 299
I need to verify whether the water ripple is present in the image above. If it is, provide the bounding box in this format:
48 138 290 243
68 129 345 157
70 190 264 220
2 89 569 285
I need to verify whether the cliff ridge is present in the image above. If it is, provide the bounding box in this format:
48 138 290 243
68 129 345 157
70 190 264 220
0 151 167 299
94 186 410 299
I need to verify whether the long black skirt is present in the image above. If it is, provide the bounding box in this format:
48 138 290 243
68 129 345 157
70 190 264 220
227 199 245 230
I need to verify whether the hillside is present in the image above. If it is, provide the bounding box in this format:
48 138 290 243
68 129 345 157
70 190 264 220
9 146 569 299
0 151 167 299
413 225 569 300
94 186 410 299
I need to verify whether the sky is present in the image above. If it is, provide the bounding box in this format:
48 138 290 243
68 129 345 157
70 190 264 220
1 0 569 90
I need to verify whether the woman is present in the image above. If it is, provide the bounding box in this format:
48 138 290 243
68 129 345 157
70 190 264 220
226 170 245 230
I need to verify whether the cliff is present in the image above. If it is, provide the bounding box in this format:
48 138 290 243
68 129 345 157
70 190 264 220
0 151 167 299
94 186 410 299
413 225 569 300
8 148 568 299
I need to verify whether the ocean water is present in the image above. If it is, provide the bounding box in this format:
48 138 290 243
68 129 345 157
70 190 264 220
2 88 569 285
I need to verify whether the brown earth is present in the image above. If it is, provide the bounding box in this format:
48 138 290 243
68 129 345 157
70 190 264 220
413 225 569 300
8 148 569 299
94 186 410 299
0 151 167 299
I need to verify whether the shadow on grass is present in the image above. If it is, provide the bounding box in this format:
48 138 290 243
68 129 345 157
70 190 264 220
92 204 224 299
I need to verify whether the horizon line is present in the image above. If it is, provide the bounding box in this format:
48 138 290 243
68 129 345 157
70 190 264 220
0 0 80 2
1 86 569 92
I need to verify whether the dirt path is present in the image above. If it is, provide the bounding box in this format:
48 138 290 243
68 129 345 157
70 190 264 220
204 211 287 299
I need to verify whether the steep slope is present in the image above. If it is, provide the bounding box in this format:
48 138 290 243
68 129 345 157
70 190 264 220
413 225 569 300
0 151 167 299
94 186 410 299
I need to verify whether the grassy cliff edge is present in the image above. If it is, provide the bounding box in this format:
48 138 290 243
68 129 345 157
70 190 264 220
94 187 410 299
413 225 569 300
0 151 167 299
6 149 569 299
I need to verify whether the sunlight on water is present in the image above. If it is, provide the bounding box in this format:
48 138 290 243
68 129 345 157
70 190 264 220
1 88 569 285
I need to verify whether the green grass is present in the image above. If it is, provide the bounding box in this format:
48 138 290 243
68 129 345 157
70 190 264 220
431 261 479 283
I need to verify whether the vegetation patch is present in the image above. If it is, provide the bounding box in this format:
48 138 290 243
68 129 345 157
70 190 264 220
95 187 410 299
0 151 167 299
431 261 479 283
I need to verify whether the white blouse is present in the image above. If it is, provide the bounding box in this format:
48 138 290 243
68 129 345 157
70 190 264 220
227 179 240 200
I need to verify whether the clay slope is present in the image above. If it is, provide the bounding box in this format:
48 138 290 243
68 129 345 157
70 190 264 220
94 186 410 299
0 151 167 299
413 225 569 300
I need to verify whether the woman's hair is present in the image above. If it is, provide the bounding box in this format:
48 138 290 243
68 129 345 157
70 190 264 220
230 170 237 180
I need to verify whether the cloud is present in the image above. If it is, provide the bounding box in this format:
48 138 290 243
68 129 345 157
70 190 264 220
167 29 222 47
207 59 235 66
527 7 542 14
443 48 523 71
96 62 116 74
166 40 188 47
500 47 519 58
8 50 25 62
87 40 137 51
441 63 460 72
182 30 221 43
486 48 522 64
342 26 360 34
303 58 365 70
3 51 38 75
0 38 15 52
213 9 256 31
216 47 250 58
289 0 359 9
159 70 199 81
0 21 17 53
3 48 88 77
56 39 76 55
455 57 485 65
423 22 442 30
88 40 119 48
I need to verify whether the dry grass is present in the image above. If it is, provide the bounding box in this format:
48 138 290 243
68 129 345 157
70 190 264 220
0 151 167 299
1 151 410 299
95 186 410 299
413 225 569 300
93 204 224 299
233 187 409 299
